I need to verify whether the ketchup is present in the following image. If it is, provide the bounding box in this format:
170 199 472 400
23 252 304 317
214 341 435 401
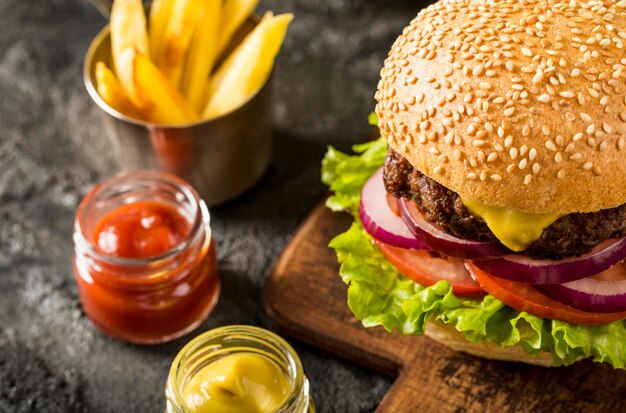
94 201 190 259
73 171 220 344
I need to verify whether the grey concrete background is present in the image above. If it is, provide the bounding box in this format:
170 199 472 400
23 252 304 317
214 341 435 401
0 0 427 411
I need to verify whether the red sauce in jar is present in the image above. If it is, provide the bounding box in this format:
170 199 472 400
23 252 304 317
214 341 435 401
73 171 220 344
93 201 190 259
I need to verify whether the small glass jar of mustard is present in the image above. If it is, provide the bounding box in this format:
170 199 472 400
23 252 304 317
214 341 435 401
165 325 315 413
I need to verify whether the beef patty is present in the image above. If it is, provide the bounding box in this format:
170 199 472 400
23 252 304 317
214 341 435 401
383 149 626 259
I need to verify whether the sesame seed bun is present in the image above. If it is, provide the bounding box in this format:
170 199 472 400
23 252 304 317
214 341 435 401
425 320 553 366
375 0 626 214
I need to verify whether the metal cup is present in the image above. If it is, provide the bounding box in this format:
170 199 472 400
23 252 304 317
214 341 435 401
83 19 272 207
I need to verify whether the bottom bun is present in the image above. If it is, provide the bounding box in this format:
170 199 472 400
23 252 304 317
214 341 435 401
425 320 554 367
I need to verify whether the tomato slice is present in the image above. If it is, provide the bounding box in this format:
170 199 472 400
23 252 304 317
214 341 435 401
466 262 626 325
375 240 485 296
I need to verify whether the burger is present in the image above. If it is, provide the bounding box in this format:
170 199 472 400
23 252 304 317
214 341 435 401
322 0 626 367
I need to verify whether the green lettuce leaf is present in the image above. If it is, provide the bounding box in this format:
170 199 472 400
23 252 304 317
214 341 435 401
322 137 626 368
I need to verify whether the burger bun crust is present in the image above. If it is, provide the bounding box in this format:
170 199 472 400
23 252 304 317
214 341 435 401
376 0 626 214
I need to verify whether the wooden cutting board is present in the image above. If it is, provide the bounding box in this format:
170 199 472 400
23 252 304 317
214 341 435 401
263 203 626 413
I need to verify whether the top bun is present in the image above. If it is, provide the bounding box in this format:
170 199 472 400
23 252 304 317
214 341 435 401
376 0 626 214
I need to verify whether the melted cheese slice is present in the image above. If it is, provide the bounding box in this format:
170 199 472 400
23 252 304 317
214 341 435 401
461 197 562 252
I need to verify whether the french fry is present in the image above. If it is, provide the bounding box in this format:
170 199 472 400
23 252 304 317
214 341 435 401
127 49 199 124
157 0 203 89
110 0 149 105
148 0 175 64
182 0 222 112
207 11 273 95
95 61 142 119
203 13 293 119
217 0 259 58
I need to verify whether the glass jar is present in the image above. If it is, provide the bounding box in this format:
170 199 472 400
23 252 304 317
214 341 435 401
73 170 220 344
165 325 315 413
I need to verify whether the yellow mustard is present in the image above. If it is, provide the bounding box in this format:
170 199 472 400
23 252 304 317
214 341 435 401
461 197 562 252
182 353 291 413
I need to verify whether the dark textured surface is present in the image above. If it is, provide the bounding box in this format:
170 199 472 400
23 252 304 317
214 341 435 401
0 0 426 411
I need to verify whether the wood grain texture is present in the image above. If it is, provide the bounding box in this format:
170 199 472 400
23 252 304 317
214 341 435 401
264 204 626 413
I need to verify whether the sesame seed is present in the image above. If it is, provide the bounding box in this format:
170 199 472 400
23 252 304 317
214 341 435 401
545 141 557 151
555 152 563 163
593 166 602 176
559 91 574 98
520 145 528 156
524 174 532 185
519 158 528 169
538 94 551 103
580 113 592 122
569 153 583 160
532 163 541 174
600 141 608 151
477 150 486 163
504 107 515 116
491 174 502 181
556 135 564 146
521 47 532 57
573 132 584 141
583 161 593 170
557 169 565 179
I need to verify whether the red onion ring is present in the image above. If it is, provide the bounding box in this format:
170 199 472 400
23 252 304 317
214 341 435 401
398 198 505 259
359 168 429 250
473 239 626 284
537 261 626 313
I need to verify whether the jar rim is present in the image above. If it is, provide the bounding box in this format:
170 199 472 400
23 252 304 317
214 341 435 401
74 170 209 269
168 325 307 412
